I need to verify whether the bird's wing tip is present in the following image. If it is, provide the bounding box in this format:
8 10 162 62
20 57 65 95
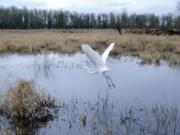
81 43 91 48
81 43 88 49
110 42 115 46
109 42 115 49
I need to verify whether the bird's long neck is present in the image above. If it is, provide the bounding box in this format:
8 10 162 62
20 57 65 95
102 67 110 72
96 66 110 74
83 66 96 74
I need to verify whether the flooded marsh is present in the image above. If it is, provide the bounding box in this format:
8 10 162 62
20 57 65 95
0 52 180 134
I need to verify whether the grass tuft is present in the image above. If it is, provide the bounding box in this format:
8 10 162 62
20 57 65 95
0 80 59 133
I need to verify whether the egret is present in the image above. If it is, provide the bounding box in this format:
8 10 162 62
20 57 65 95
81 43 115 88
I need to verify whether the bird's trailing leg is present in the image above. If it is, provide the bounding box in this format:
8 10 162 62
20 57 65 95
103 73 116 88
104 73 111 88
107 74 116 88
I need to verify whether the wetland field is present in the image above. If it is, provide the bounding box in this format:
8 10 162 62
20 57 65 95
0 29 180 135
0 29 180 64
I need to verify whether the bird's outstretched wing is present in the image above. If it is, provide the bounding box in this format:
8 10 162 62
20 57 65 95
81 44 104 68
102 43 115 64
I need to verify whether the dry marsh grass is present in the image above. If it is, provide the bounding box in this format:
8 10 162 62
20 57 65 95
0 80 59 134
0 29 180 64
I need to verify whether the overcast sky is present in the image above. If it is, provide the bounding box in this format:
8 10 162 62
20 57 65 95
0 0 178 15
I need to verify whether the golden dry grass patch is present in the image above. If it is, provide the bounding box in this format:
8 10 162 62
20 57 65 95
0 80 59 126
0 29 180 64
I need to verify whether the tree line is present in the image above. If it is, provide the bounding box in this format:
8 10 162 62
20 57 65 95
0 6 180 29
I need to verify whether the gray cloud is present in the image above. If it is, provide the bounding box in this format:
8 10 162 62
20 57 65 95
106 2 130 7
0 0 177 15
0 0 46 9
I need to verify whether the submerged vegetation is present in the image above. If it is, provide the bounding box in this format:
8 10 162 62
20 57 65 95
51 93 180 135
0 80 59 135
0 80 180 134
0 29 180 65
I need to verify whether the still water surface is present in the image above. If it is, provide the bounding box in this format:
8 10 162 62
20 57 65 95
0 53 180 134
0 53 180 106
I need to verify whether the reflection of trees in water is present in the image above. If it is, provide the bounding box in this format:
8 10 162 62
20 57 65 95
32 53 85 79
32 53 57 79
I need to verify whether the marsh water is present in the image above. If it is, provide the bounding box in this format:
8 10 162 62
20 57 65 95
0 53 180 134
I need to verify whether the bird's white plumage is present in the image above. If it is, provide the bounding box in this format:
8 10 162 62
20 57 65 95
81 43 115 74
81 44 104 69
102 43 115 64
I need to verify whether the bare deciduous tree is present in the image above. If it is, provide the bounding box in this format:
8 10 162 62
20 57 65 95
0 6 179 29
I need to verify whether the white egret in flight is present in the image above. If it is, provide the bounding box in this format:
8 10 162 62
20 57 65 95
81 43 115 88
